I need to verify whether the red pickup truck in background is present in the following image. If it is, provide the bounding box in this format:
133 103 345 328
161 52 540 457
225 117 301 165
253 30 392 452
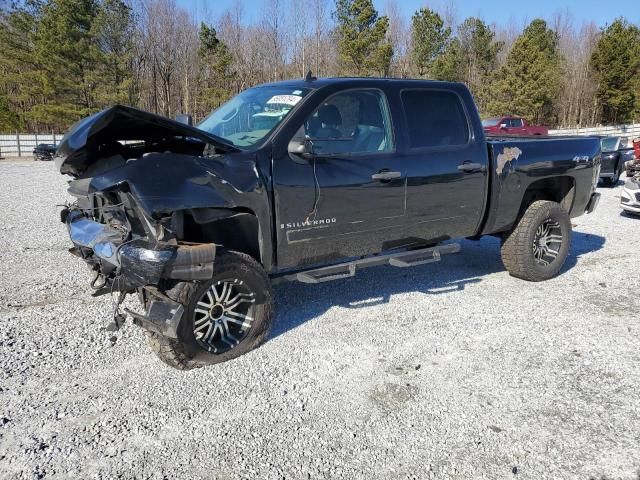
482 116 548 136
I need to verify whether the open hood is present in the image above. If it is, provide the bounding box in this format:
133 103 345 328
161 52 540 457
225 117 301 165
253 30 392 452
55 105 236 176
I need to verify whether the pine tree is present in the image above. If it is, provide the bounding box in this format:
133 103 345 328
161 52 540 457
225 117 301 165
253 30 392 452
89 0 135 107
431 39 462 82
0 2 42 130
333 0 393 76
0 94 21 130
29 0 100 127
457 18 502 113
490 19 561 125
197 23 234 117
429 17 502 115
410 8 450 77
0 0 136 131
590 18 640 124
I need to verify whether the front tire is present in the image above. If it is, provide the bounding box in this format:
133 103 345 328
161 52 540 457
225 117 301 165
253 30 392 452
145 251 273 370
501 200 571 282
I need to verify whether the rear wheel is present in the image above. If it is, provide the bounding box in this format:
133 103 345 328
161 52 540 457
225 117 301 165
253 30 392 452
501 200 571 282
145 251 273 370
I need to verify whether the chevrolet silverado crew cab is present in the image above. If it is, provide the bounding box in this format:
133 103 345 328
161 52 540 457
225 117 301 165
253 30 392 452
55 77 601 370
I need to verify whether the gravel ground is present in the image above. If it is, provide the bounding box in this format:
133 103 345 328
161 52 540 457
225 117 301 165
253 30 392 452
1 159 639 480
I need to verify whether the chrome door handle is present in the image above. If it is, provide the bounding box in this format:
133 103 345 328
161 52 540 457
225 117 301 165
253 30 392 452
457 162 486 173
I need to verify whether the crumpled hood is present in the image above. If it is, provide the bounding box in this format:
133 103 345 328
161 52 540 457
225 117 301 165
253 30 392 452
55 104 235 176
67 152 264 218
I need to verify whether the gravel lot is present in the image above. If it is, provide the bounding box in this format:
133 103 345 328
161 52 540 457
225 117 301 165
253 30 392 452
1 159 639 480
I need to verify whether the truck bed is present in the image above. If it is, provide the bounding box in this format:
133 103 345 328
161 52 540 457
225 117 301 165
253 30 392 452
482 135 601 235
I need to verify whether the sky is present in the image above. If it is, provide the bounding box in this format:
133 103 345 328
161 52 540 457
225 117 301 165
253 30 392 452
176 0 639 27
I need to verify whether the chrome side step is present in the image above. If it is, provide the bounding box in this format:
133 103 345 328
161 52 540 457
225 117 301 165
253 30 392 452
290 243 461 284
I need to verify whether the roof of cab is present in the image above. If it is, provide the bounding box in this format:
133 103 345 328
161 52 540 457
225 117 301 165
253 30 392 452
257 76 463 90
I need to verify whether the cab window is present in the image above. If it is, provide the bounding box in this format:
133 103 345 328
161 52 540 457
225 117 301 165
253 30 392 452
302 89 394 155
401 90 470 148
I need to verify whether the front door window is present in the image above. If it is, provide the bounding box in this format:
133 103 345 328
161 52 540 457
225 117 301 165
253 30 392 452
302 89 394 156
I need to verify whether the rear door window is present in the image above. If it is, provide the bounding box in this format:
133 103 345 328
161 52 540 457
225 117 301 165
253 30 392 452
401 90 470 149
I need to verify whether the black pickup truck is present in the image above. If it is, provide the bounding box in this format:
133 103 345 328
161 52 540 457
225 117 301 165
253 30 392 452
55 78 601 370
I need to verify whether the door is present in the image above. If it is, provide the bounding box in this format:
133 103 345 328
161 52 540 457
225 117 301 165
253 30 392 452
508 118 527 135
399 88 488 241
272 88 406 269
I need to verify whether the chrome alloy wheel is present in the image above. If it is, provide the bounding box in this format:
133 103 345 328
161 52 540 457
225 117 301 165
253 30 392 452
532 219 563 266
193 279 256 353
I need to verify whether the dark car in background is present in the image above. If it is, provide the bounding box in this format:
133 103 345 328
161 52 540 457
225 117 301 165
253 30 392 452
33 143 57 161
598 136 634 186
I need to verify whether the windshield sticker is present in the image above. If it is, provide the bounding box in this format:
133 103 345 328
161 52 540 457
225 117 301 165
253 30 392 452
266 95 302 106
292 90 302 95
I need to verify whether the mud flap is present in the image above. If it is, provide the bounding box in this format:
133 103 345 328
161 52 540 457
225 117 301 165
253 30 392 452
585 192 601 214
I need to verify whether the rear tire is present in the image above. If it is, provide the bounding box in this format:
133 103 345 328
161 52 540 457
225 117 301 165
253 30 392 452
145 251 273 370
501 200 571 282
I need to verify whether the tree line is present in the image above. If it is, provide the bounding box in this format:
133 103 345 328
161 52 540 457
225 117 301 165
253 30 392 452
0 0 639 133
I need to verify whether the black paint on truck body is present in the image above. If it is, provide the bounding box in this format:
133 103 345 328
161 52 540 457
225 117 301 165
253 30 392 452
56 77 601 278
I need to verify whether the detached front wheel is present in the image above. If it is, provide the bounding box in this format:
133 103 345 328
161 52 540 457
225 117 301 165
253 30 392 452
145 251 273 370
501 200 572 282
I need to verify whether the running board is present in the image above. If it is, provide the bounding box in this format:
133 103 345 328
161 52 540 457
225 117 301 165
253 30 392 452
291 243 461 284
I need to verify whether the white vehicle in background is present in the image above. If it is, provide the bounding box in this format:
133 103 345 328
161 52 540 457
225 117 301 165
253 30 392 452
620 138 640 216
620 176 640 216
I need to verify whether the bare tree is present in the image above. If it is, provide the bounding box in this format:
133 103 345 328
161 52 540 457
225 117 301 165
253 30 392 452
308 0 332 76
262 0 287 81
385 0 411 78
494 17 521 67
552 9 600 126
436 0 458 32
133 0 199 117
290 0 308 77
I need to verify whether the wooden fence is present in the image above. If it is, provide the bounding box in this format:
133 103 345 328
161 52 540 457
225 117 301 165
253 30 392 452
0 133 63 158
549 123 640 142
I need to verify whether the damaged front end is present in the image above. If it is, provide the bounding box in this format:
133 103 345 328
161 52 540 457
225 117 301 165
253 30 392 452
56 105 268 337
62 191 215 337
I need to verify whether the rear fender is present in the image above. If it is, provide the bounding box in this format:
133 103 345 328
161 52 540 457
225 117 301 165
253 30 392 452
482 137 600 234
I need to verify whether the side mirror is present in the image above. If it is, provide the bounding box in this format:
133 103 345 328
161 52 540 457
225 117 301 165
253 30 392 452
288 138 314 162
176 114 193 126
499 123 508 129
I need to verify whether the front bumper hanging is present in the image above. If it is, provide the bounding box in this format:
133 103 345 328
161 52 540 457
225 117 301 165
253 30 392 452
66 210 216 288
65 210 217 336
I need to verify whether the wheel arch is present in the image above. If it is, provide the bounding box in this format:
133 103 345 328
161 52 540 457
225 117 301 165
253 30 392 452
517 176 576 219
179 207 264 266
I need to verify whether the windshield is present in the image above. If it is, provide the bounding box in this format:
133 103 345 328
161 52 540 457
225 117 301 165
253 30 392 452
482 118 501 127
600 137 619 153
197 86 311 149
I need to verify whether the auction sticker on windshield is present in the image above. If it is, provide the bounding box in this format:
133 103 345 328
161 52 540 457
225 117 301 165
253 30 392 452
266 95 302 106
